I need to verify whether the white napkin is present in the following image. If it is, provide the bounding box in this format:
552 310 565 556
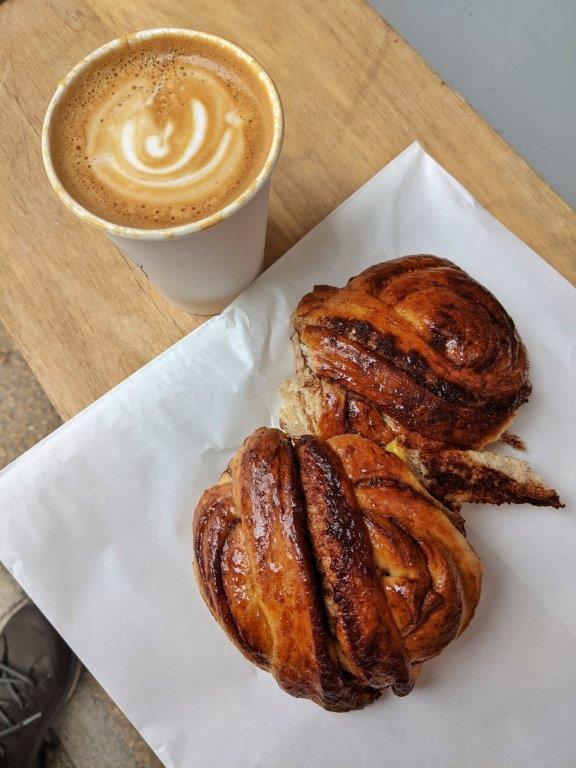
1 143 575 767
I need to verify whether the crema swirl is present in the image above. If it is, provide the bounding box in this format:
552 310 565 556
50 35 274 229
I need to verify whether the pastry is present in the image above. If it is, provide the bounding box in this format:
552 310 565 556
280 255 562 509
193 427 482 711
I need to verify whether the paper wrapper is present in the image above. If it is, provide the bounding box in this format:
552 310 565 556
1 144 575 767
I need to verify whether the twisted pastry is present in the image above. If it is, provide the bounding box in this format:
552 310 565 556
287 255 530 449
280 255 562 509
193 428 482 711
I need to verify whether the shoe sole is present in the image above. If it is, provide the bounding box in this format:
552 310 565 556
0 600 84 768
0 595 29 632
1 600 83 703
65 654 83 703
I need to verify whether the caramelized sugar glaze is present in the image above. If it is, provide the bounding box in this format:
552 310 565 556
292 256 530 449
50 35 274 228
193 428 481 711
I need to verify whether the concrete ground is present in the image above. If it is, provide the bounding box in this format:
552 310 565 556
0 322 162 767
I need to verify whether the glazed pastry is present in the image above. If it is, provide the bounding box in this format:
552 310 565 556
280 255 562 509
284 255 530 449
193 428 482 711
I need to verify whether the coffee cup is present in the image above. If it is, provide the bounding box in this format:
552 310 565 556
42 28 284 315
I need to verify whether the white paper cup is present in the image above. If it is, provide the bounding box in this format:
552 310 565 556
42 28 284 315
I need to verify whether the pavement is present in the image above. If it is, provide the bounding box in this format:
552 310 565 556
0 322 162 767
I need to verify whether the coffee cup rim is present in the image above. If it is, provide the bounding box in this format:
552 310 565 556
42 27 284 241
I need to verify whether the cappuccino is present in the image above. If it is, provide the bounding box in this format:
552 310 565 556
50 34 274 229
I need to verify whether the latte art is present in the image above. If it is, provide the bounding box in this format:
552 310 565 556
89 72 245 203
50 35 274 228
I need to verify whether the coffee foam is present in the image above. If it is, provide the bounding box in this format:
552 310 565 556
50 36 273 229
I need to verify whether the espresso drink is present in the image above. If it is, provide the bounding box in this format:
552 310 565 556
50 34 274 229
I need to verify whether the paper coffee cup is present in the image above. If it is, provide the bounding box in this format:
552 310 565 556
42 29 284 315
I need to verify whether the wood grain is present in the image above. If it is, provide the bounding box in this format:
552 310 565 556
0 0 574 421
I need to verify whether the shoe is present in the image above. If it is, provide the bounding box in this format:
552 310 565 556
0 603 82 768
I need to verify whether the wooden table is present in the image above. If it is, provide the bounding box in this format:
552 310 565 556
1 0 575 424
